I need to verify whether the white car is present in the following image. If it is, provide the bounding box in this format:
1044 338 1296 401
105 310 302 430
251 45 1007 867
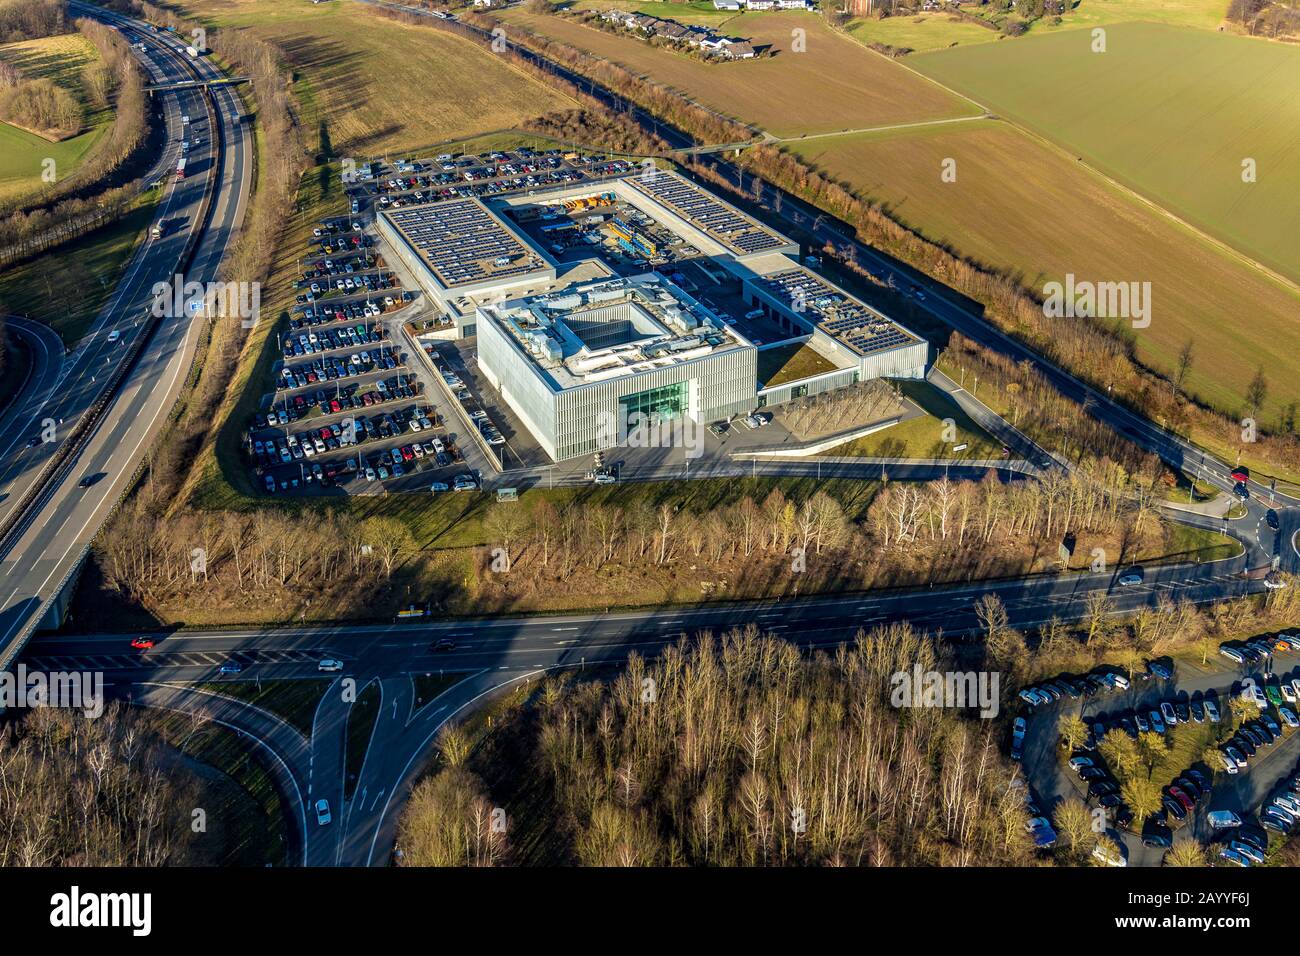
1204 699 1221 723
318 659 344 672
1160 701 1177 726
1118 573 1142 586
1279 707 1299 729
107 330 121 343
315 799 331 826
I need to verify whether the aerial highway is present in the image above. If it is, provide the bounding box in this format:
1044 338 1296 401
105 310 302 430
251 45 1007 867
0 4 253 672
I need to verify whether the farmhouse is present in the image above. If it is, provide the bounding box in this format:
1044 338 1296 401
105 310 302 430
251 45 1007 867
598 9 758 58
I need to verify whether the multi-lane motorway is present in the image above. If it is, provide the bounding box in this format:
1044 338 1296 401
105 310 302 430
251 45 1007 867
0 5 252 669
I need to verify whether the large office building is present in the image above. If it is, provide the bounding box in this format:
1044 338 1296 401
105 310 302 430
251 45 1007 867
382 167 929 462
477 273 755 461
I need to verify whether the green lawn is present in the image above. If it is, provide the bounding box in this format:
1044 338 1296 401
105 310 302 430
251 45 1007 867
756 341 838 387
0 33 113 206
823 378 1000 459
151 716 288 865
344 680 381 799
787 117 1300 416
912 23 1300 286
846 13 1001 53
190 678 332 737
0 193 160 344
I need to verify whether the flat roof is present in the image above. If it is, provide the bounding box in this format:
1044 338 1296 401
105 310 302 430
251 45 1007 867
482 273 753 392
623 172 792 258
754 268 922 358
381 198 548 290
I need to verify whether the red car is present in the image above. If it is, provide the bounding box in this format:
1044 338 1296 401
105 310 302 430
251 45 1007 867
1231 467 1249 483
401 445 415 462
131 637 154 650
1166 786 1195 813
330 399 342 414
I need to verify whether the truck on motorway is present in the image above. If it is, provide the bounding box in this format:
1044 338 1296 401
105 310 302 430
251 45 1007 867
175 156 186 180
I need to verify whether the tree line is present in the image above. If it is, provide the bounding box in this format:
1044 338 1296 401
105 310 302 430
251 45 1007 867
0 0 67 44
397 627 1039 866
89 457 1172 625
0 704 198 866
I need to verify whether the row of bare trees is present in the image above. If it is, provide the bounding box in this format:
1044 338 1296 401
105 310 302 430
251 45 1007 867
0 705 196 866
398 627 1038 866
0 0 66 44
92 458 1168 624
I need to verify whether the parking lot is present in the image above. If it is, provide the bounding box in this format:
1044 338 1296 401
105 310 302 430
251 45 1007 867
244 205 488 496
347 149 634 216
1017 634 1300 866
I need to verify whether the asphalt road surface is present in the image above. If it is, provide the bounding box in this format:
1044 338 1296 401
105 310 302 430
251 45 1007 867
0 5 253 669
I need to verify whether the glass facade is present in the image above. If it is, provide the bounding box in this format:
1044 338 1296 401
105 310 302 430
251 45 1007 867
621 382 688 425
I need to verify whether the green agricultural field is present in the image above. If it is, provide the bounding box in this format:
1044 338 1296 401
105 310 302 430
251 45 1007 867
912 23 1300 285
0 33 112 205
788 119 1300 415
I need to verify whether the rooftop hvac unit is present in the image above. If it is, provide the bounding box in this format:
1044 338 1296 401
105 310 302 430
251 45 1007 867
542 339 562 361
545 294 582 311
588 288 622 303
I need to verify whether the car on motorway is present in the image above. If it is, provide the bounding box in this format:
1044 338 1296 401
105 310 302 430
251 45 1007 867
432 638 455 652
78 472 106 488
130 637 154 650
315 799 331 826
107 330 121 343
219 661 243 674
1118 572 1143 586
317 659 344 672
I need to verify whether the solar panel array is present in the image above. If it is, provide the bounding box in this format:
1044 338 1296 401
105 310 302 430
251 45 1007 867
627 173 786 255
763 269 917 357
384 199 543 288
